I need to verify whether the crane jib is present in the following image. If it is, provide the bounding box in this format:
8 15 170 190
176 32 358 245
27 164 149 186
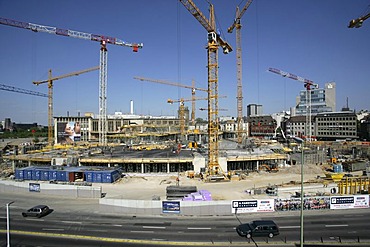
0 17 143 49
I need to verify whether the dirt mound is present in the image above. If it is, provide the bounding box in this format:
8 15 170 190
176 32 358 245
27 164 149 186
283 164 325 175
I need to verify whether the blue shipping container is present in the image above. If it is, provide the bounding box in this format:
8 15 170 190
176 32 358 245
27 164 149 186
84 171 94 182
49 170 58 181
40 170 49 181
24 168 34 180
15 169 24 180
56 171 68 181
102 172 112 183
92 172 103 183
31 170 41 180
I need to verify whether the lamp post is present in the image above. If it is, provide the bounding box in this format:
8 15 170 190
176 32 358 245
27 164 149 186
6 201 14 247
292 136 304 247
300 142 304 247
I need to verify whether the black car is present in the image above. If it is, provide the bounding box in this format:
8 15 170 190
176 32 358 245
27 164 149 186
236 220 279 239
22 205 53 218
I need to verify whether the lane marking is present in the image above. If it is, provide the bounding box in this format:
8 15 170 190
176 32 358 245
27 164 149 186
42 228 65 231
279 225 300 229
187 227 212 230
62 221 82 224
131 230 154 233
325 224 348 227
113 224 123 227
26 218 44 221
143 226 166 229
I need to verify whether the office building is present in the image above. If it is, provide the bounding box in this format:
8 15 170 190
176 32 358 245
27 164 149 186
295 82 336 116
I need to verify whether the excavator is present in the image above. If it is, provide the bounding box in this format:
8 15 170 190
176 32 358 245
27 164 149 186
259 164 279 173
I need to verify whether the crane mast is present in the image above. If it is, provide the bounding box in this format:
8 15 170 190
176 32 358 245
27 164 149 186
268 68 318 142
228 0 253 145
180 0 232 180
33 66 99 146
1 17 143 147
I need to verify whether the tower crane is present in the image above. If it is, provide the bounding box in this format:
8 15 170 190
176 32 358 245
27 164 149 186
167 95 226 138
33 66 99 146
0 83 48 98
228 0 253 145
268 67 318 142
179 0 232 180
0 17 143 147
133 76 208 125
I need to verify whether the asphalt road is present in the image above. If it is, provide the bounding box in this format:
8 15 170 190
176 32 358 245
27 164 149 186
1 192 370 247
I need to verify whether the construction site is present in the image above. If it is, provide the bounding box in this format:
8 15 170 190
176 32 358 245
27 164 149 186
1 1 370 200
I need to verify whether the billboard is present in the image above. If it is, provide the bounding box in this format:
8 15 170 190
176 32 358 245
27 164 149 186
232 199 275 213
330 195 369 209
162 201 180 214
57 121 81 144
29 183 40 192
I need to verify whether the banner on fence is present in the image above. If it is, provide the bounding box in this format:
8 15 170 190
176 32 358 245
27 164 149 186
232 199 275 213
330 195 369 209
162 201 180 214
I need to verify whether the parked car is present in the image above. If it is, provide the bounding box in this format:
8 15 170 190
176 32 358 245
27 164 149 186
22 205 53 218
236 220 279 239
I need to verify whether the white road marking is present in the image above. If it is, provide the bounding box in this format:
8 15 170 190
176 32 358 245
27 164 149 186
61 221 82 224
279 225 300 229
325 224 348 227
187 227 212 230
25 218 44 221
143 226 166 229
131 230 154 233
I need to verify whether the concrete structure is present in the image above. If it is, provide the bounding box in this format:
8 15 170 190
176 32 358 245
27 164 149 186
54 113 182 145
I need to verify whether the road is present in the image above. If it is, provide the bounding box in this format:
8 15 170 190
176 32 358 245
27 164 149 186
1 192 370 246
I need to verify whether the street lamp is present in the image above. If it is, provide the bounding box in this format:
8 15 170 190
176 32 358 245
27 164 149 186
6 201 14 247
292 136 304 247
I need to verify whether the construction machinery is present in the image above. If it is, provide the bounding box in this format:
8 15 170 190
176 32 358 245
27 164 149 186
228 0 253 145
33 66 99 146
0 83 48 98
179 0 232 180
259 163 279 173
0 17 143 147
133 76 208 125
268 68 318 142
167 96 220 138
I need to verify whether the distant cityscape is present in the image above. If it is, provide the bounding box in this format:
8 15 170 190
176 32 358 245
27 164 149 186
1 82 370 143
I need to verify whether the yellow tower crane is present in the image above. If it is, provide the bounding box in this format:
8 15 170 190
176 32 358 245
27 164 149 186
167 96 225 138
180 0 232 180
228 0 253 145
133 76 208 126
33 66 99 146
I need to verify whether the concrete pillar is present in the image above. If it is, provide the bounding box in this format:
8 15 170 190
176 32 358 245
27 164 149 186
141 162 144 173
167 162 170 173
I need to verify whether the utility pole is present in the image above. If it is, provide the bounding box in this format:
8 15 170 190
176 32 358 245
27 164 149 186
6 201 15 247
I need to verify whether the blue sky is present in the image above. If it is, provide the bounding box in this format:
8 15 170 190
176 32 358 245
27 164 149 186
0 0 369 125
